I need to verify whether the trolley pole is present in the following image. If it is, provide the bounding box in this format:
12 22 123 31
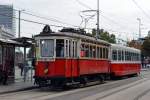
96 0 100 39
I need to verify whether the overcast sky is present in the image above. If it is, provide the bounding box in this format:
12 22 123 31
1 0 150 41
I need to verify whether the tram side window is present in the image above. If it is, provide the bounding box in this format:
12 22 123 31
69 40 71 57
112 50 117 60
73 41 75 57
136 53 138 61
93 46 96 58
56 39 64 57
103 48 105 59
106 48 108 59
72 41 77 58
122 51 124 61
89 45 92 58
100 47 103 58
65 40 69 57
80 44 85 57
97 47 100 58
0 46 2 64
118 50 121 61
75 42 77 57
134 53 136 61
40 39 54 57
85 44 89 58
125 51 127 61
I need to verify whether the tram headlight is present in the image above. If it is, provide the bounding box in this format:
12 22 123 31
44 68 49 74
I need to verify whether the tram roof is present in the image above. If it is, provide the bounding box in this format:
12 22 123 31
35 32 110 46
111 44 140 53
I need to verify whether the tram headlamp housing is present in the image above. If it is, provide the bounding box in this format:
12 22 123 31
44 68 49 74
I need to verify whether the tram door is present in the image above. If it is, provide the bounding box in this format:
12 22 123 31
65 40 78 78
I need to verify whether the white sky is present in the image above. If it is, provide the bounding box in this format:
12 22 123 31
0 0 150 41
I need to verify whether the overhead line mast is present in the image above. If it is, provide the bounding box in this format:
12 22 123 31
96 0 100 39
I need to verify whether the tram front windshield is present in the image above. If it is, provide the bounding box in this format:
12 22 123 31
40 39 54 57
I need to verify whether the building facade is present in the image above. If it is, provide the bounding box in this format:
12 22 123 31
0 26 15 39
0 5 15 38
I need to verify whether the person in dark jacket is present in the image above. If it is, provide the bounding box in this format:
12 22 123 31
2 71 8 85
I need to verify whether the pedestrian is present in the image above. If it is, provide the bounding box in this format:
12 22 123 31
0 69 2 84
2 71 8 85
18 63 24 76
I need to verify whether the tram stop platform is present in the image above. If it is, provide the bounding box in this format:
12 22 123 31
0 81 36 94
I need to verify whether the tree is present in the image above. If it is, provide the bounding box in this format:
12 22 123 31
91 29 116 43
142 37 150 57
127 40 142 50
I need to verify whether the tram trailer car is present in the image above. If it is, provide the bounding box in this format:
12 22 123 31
110 44 141 77
34 27 110 87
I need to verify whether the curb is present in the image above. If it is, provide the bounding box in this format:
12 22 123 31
0 86 38 95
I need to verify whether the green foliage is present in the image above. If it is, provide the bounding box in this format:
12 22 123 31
91 29 116 43
142 37 150 57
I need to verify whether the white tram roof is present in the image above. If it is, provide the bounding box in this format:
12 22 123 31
111 44 140 53
35 32 110 46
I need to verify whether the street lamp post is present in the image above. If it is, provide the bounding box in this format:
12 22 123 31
137 18 141 39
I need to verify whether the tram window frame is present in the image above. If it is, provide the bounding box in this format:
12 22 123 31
56 39 64 58
40 39 54 58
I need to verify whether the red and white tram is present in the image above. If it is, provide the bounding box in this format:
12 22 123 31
34 27 110 87
110 44 141 77
34 26 141 87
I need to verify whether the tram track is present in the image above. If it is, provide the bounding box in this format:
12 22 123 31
0 89 57 100
0 75 145 100
134 88 150 100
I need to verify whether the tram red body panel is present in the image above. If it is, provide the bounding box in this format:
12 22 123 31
35 59 66 77
35 59 110 78
79 59 109 75
111 63 141 76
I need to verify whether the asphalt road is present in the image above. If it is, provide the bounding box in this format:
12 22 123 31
0 70 150 100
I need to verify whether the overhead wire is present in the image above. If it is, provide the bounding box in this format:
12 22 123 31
0 13 68 28
21 11 79 28
131 0 150 20
75 0 93 10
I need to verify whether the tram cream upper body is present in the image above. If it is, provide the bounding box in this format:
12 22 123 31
35 32 110 61
110 44 141 64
